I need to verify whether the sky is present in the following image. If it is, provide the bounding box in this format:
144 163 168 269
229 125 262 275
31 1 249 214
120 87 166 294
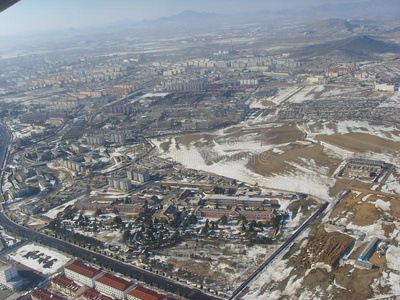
0 0 368 36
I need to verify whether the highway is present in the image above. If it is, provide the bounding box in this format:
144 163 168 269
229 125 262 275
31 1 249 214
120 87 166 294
229 201 329 300
0 123 219 300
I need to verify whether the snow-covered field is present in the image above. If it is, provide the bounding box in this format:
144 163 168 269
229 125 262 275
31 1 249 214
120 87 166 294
381 173 400 195
9 244 71 274
308 120 400 142
153 133 334 200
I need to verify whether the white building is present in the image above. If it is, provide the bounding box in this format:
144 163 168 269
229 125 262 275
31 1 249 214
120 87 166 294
0 262 25 291
375 83 396 92
64 260 103 288
109 178 132 191
95 272 136 300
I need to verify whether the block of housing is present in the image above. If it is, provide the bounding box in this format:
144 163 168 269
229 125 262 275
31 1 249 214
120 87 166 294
202 194 281 209
127 170 150 183
0 262 25 291
341 158 387 179
77 200 147 215
64 260 103 288
31 288 63 300
108 178 132 191
82 288 116 300
127 285 167 300
86 135 106 146
51 275 87 297
95 273 136 300
195 207 276 221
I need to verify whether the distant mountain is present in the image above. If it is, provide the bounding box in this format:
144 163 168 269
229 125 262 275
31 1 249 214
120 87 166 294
291 0 400 21
294 36 400 60
304 18 354 36
136 10 232 31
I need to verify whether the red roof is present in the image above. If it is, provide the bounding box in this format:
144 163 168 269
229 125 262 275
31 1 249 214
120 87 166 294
51 275 80 292
31 288 64 300
127 285 166 300
65 261 102 279
95 272 134 291
82 288 116 300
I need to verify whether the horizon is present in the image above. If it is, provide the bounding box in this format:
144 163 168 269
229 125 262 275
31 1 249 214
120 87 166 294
0 0 369 37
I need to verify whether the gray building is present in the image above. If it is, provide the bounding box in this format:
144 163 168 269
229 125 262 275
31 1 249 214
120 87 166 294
127 170 150 183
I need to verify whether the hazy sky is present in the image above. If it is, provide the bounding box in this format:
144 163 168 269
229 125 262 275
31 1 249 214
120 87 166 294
0 0 367 36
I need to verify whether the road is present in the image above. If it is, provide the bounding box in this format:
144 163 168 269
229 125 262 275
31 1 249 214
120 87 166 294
229 202 329 300
0 123 218 300
0 123 10 176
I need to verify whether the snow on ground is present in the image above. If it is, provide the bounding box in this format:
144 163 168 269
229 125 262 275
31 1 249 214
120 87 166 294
244 258 293 300
386 245 400 271
311 121 400 142
372 271 400 296
379 92 400 108
0 227 20 247
374 199 391 212
286 209 304 228
361 194 372 202
346 223 386 239
155 136 334 200
287 85 324 103
43 194 86 219
381 173 400 194
268 87 302 105
9 244 70 275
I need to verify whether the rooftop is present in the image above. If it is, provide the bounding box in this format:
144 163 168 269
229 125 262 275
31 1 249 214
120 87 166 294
95 272 134 291
65 260 102 279
127 285 166 300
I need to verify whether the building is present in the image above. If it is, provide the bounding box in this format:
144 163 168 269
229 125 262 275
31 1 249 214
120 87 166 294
344 158 386 178
19 203 41 215
195 207 276 221
82 288 116 300
87 136 106 146
375 83 396 92
127 285 167 300
31 288 64 300
0 262 25 291
127 170 150 183
64 260 103 288
359 237 380 261
108 178 132 191
110 133 127 145
77 201 147 215
51 275 86 297
203 194 280 209
95 273 136 300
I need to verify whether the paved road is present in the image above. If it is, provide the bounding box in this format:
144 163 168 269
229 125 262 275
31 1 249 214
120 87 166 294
0 124 10 175
229 202 329 300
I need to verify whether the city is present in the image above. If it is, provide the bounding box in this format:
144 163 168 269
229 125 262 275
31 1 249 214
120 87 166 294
0 1 400 300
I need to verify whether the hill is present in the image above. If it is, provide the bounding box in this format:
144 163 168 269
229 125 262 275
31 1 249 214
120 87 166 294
295 36 400 60
304 18 354 36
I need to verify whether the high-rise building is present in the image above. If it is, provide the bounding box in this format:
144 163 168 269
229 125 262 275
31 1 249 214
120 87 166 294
127 170 150 183
0 262 25 291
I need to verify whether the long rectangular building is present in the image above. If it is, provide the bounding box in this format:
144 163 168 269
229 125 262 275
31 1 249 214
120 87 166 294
195 208 276 221
203 194 281 208
95 273 136 300
64 260 103 288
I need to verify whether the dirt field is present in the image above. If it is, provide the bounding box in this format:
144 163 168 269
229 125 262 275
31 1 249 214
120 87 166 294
248 144 341 177
316 133 400 153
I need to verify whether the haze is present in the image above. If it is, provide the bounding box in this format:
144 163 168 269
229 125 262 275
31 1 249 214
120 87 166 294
0 0 368 36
